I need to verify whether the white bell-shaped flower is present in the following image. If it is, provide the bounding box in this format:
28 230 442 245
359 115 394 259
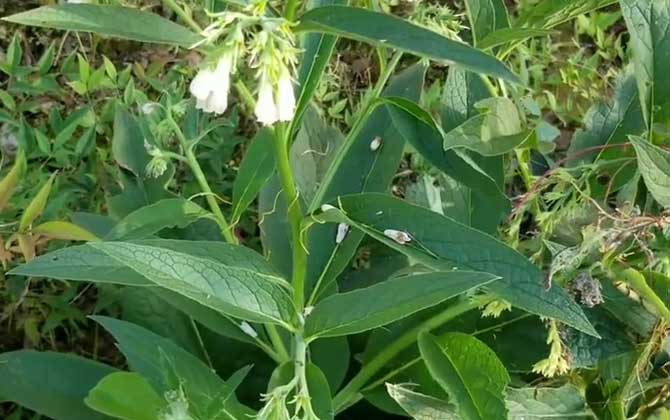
276 67 296 122
254 74 278 126
190 52 233 115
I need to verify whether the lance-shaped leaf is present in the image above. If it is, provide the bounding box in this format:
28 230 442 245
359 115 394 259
305 271 498 338
105 198 212 240
19 173 56 232
316 193 598 336
92 316 254 419
231 129 276 225
387 384 457 420
0 350 116 420
2 5 201 47
291 0 347 135
517 0 617 29
89 242 296 327
0 150 26 212
464 0 509 46
85 372 164 420
32 221 99 241
630 136 670 209
620 0 670 127
297 6 519 83
419 332 510 420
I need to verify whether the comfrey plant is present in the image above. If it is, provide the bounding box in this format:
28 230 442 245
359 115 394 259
2 0 670 419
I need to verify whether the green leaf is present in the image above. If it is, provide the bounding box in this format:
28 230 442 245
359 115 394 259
506 385 593 418
464 0 509 46
620 0 670 127
300 63 425 296
306 364 334 420
630 136 670 209
387 384 457 420
419 332 510 420
231 129 276 225
567 67 644 165
517 0 617 29
317 193 598 336
292 0 346 134
85 372 164 420
0 350 116 420
20 173 56 232
477 28 553 50
32 221 100 241
106 198 212 240
112 105 150 176
305 271 498 338
3 5 201 47
92 316 253 419
442 97 530 156
0 151 26 212
90 242 296 327
291 106 345 206
297 6 520 83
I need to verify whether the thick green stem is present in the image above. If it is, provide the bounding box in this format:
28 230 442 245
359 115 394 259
162 0 202 33
332 299 478 412
266 322 291 362
273 124 307 311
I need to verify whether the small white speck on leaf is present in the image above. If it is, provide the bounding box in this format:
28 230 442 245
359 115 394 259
321 204 337 212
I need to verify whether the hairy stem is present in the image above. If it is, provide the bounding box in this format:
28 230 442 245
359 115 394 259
273 124 307 311
332 298 478 412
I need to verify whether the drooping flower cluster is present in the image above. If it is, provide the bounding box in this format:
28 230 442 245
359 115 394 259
188 1 297 125
532 319 570 378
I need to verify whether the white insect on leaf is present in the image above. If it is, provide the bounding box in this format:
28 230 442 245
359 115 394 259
370 136 382 151
336 223 350 244
239 321 258 338
320 204 337 212
383 229 412 245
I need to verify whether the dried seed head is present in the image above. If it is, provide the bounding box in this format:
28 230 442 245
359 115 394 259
370 136 382 151
384 229 412 245
336 223 350 244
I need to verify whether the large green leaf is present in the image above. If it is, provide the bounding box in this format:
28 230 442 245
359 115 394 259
0 350 116 420
386 384 457 420
517 0 617 29
317 193 598 336
464 0 509 46
106 198 212 240
630 136 670 208
93 316 253 419
506 384 594 418
297 6 519 83
91 242 296 327
231 129 276 225
419 332 510 420
302 64 425 296
620 0 670 127
567 67 644 165
442 97 530 156
2 5 200 47
85 372 165 420
305 271 498 338
112 105 150 177
441 66 508 233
